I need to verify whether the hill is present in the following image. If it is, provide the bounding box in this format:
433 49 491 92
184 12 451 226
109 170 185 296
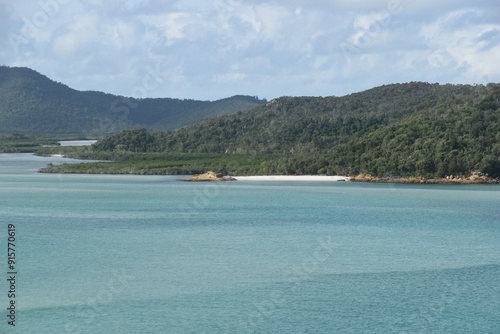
90 82 500 178
0 66 266 134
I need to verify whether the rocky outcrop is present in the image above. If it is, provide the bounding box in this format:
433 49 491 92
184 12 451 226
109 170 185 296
178 171 237 182
351 174 381 182
350 173 499 184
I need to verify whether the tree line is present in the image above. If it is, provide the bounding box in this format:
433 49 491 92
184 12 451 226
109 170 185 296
76 82 500 178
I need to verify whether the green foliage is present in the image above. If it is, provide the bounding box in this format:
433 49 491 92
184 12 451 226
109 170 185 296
40 152 273 176
0 66 266 134
0 133 60 152
93 128 156 152
87 82 500 178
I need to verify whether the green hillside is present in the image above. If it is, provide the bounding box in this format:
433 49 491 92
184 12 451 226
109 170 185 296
87 82 500 178
0 66 266 134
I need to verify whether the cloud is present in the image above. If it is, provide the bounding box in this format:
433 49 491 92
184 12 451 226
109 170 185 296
477 29 500 51
1 0 498 100
417 8 500 83
214 72 247 82
52 12 101 57
139 12 203 46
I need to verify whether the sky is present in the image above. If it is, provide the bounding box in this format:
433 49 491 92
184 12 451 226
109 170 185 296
1 0 499 101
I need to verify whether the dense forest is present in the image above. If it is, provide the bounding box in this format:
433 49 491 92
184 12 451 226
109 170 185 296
84 82 500 178
0 66 266 134
0 133 60 153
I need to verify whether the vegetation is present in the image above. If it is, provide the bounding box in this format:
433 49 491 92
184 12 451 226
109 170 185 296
0 133 103 153
75 82 500 178
24 81 499 179
39 151 272 176
0 66 266 134
0 133 60 153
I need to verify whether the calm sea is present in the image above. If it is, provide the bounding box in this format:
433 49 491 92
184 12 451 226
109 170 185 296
0 153 499 333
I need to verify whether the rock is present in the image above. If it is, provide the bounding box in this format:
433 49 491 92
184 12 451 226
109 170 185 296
178 171 237 182
351 174 381 182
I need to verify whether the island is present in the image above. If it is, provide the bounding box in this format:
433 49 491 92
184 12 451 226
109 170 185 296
6 81 498 184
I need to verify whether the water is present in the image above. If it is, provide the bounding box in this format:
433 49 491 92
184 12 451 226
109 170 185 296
58 140 97 147
0 154 499 333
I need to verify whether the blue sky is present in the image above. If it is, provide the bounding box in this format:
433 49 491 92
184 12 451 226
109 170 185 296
1 0 499 101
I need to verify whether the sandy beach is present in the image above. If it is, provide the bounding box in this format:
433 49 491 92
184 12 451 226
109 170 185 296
233 175 350 181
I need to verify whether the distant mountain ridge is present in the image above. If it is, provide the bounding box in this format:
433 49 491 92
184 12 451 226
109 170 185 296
0 66 266 134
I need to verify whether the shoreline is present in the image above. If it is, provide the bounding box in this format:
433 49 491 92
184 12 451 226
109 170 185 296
233 175 350 181
350 174 500 184
232 175 499 184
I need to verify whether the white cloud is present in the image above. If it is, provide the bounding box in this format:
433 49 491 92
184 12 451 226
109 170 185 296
139 12 204 46
253 4 288 41
418 9 500 83
1 0 498 100
103 21 137 49
214 72 247 82
52 12 101 57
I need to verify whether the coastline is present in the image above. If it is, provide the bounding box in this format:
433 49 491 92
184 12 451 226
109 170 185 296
232 175 499 184
233 175 350 181
350 175 500 184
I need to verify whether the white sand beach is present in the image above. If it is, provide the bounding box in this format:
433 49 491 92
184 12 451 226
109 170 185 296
233 175 350 181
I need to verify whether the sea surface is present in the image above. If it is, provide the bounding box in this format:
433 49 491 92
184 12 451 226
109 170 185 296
0 153 499 333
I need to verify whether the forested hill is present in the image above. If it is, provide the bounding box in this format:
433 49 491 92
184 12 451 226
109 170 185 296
93 82 500 178
0 66 266 134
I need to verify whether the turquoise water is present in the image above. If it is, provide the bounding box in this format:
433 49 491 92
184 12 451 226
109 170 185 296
0 154 499 333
